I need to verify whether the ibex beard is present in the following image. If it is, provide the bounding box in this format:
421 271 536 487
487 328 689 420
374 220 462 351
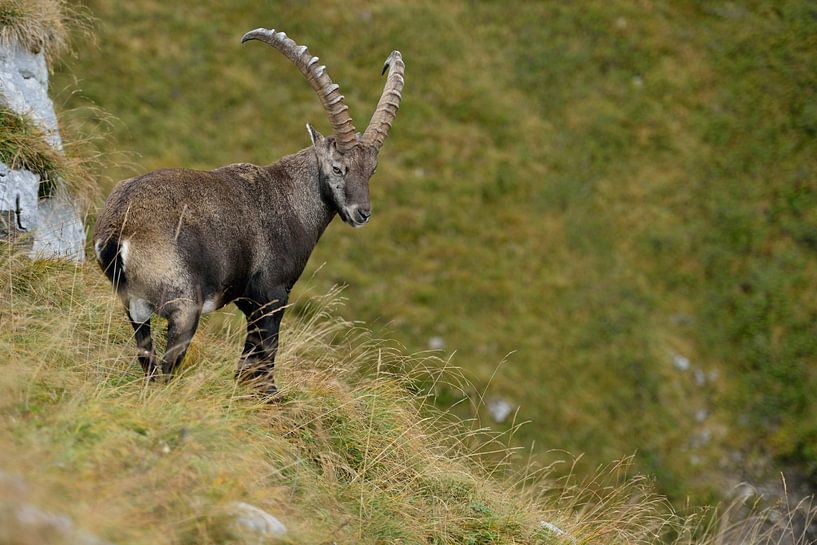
92 28 404 395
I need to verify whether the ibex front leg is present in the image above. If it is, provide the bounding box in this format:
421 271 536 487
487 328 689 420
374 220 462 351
235 287 287 395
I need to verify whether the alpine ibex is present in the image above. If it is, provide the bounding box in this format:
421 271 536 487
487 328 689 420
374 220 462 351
93 28 404 395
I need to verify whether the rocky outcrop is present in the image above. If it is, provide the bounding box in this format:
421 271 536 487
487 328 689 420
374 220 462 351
0 40 85 261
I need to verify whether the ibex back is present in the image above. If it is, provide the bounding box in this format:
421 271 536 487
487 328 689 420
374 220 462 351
93 28 404 395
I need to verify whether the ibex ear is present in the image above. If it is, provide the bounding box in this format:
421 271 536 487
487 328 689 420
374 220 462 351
306 123 325 147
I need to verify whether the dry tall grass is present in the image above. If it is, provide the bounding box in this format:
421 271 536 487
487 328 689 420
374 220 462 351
0 0 89 63
0 104 107 208
0 243 814 544
0 106 65 197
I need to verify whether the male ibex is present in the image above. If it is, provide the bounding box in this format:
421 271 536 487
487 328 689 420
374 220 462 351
93 28 404 395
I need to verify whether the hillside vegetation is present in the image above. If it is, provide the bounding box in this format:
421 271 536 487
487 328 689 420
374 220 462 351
1 248 560 544
3 246 817 544
51 0 817 506
2 1 817 542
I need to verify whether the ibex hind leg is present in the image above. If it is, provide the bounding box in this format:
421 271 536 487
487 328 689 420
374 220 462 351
159 301 201 377
127 310 158 379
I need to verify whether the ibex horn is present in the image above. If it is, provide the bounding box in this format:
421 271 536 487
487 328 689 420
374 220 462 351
241 28 358 152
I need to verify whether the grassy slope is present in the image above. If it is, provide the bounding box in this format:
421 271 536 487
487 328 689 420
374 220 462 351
0 247 695 545
52 0 817 506
3 250 816 545
0 250 523 544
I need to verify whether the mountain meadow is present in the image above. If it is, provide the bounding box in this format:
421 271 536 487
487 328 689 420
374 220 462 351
1 0 816 543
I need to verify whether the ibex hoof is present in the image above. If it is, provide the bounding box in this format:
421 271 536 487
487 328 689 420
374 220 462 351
258 383 282 402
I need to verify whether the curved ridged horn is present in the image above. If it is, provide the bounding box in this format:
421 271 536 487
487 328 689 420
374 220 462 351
241 28 358 152
362 51 404 150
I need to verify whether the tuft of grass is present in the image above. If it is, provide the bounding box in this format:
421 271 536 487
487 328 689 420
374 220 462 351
0 0 90 64
0 104 103 205
0 106 63 197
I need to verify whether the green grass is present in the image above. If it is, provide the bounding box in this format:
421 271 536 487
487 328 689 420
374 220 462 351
0 245 669 544
3 245 816 545
47 0 817 511
0 247 546 544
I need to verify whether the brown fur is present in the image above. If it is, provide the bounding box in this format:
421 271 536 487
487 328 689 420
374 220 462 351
94 134 379 392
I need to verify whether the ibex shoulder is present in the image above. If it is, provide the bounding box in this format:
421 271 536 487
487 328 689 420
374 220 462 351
212 162 266 182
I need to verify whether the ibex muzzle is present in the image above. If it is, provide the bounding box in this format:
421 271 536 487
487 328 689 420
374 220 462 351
93 28 404 395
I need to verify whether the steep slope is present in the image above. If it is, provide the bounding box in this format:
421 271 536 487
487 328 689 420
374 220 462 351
3 246 817 544
0 247 676 544
54 0 817 505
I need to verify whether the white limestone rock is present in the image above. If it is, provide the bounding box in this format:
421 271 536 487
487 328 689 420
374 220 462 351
0 469 27 495
539 520 577 544
671 353 690 371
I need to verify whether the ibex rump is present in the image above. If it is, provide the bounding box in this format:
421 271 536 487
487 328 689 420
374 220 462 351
93 28 404 394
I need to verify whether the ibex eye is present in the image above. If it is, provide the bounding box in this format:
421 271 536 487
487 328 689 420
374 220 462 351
332 166 343 176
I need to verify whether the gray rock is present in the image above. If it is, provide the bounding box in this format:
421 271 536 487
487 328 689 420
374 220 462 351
539 521 577 544
30 192 85 261
14 503 112 545
0 43 62 149
15 503 74 533
0 162 39 232
672 353 690 371
690 428 712 448
0 469 27 495
229 501 287 539
0 39 85 261
486 398 514 424
670 313 693 326
1 469 109 544
428 336 445 350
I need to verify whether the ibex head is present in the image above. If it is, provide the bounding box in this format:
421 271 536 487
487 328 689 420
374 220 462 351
241 29 404 227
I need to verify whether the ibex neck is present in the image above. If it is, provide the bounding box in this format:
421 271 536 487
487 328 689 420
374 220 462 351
265 147 336 242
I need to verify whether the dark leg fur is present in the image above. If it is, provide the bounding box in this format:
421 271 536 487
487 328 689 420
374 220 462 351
161 304 200 376
235 288 287 394
128 313 157 378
